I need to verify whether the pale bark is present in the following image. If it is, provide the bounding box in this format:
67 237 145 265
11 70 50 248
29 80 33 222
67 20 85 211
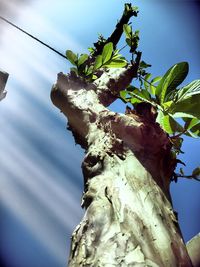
187 233 200 267
51 69 193 266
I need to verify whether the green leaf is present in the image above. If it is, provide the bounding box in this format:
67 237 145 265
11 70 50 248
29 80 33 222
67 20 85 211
66 50 78 66
160 65 177 103
85 65 94 76
145 73 152 80
161 62 189 104
140 90 151 101
186 130 200 138
188 123 200 137
112 50 122 60
169 94 200 119
192 167 200 177
120 90 129 102
151 76 162 84
182 117 200 137
140 61 151 69
78 54 88 66
190 127 200 137
104 59 127 68
185 131 199 138
156 62 189 102
180 168 184 175
123 24 132 39
92 74 98 80
184 117 200 130
112 54 124 60
88 47 95 54
168 80 200 120
143 73 151 91
135 30 140 36
102 42 113 64
149 84 156 96
128 87 152 104
124 4 138 16
162 101 173 110
132 6 139 12
113 49 119 55
129 31 139 52
156 110 184 134
172 112 196 119
94 55 103 70
148 76 162 96
176 80 200 101
131 98 142 104
125 38 132 47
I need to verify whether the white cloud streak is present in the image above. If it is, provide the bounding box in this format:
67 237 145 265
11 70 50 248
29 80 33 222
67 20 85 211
0 0 85 265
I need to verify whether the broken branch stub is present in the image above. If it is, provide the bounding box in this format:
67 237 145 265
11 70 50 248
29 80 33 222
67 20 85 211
0 69 9 101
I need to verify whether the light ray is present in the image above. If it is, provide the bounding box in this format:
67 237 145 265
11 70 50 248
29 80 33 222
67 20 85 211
0 1 85 264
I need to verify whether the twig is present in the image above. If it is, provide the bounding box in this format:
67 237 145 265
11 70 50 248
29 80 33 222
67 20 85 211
175 174 200 182
93 4 137 56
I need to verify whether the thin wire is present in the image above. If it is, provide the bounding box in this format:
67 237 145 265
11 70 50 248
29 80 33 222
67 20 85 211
0 15 160 90
118 44 128 52
0 15 67 59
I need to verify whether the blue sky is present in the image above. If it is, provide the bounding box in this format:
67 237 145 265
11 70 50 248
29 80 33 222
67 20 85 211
0 1 199 267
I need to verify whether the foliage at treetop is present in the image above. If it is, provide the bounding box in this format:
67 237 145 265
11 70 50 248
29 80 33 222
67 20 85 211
65 3 200 182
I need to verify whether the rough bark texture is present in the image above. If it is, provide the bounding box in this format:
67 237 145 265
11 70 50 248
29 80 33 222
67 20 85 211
51 68 193 266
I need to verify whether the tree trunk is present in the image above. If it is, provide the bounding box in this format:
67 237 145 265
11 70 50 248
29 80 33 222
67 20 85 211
51 69 193 266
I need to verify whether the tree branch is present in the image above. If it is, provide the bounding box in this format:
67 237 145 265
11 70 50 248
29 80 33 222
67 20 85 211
93 3 138 55
94 52 141 106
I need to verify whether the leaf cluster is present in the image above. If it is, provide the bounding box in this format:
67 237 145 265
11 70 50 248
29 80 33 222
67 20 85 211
124 3 139 17
121 62 200 140
66 42 127 81
123 24 139 54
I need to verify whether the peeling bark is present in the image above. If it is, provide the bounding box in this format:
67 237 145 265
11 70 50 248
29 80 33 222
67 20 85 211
51 69 193 266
